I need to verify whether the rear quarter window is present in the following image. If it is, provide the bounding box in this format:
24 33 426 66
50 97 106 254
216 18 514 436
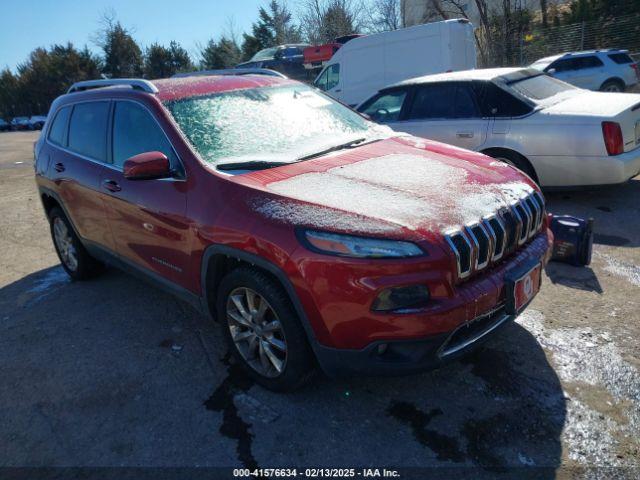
608 53 634 64
68 102 109 162
48 106 71 146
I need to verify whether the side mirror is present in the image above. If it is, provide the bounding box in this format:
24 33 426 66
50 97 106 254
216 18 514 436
123 151 172 180
547 68 557 75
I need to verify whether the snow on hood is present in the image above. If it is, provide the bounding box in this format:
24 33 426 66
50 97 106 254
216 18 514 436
256 152 534 235
540 90 640 117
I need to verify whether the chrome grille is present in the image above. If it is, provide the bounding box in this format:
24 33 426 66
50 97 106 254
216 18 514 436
484 216 505 261
445 231 472 279
445 191 546 281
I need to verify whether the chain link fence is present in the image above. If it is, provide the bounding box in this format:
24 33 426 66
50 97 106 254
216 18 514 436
478 13 640 67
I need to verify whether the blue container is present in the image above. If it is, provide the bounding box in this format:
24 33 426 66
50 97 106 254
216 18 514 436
550 215 593 266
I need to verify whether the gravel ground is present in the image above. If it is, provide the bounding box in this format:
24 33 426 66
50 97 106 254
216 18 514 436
0 131 638 478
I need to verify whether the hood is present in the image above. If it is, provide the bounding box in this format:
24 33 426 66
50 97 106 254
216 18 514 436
237 137 537 240
540 90 640 117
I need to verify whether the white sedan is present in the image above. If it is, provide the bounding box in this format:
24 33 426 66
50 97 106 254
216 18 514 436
357 68 640 187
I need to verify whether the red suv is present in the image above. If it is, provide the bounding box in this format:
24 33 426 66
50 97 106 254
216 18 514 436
35 75 553 391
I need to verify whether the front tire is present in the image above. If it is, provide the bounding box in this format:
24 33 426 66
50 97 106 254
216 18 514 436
49 207 103 280
217 267 315 392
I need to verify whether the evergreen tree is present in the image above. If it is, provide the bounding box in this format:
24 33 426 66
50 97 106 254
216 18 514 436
200 37 242 69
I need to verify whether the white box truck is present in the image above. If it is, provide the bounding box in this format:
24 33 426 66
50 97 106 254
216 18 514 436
313 19 477 106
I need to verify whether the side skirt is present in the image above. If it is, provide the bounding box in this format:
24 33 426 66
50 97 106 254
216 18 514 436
84 241 206 315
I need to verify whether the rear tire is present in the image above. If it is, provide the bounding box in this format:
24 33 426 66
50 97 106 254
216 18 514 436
217 267 315 392
485 149 539 186
49 207 103 280
600 79 625 93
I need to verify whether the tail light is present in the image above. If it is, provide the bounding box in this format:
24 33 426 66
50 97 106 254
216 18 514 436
631 63 640 81
602 122 624 156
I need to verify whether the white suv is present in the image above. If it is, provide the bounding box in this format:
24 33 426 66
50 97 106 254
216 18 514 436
530 50 639 92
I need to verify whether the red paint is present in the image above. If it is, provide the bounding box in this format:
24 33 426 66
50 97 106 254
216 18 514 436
303 43 341 66
123 151 170 179
35 75 552 354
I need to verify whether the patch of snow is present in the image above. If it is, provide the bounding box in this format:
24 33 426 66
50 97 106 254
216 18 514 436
329 153 470 193
596 252 640 287
267 172 433 230
27 267 69 294
517 309 640 464
265 154 534 232
251 198 401 235
517 452 535 466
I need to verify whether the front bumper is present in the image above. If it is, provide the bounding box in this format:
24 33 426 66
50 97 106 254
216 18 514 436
303 231 552 377
315 304 516 377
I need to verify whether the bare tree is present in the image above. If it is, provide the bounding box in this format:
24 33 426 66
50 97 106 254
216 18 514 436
300 0 366 43
369 0 402 32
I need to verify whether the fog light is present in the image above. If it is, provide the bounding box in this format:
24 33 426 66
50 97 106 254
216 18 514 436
372 285 430 312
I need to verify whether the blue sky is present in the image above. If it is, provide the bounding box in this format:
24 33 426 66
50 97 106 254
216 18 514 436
0 0 274 71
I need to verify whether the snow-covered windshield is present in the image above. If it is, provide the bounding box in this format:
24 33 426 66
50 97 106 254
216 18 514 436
250 47 278 61
165 85 380 165
506 73 576 101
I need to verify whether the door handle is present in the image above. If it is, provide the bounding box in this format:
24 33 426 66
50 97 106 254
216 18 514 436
456 132 474 138
102 179 121 192
54 162 65 172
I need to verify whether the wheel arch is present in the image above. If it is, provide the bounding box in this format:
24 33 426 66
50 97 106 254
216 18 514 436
41 192 60 216
200 245 324 360
600 77 626 90
480 147 540 184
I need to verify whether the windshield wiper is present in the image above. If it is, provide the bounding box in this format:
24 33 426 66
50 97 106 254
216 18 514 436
216 160 290 171
296 137 368 161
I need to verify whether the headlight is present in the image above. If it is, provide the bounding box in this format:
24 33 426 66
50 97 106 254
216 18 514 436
300 230 424 258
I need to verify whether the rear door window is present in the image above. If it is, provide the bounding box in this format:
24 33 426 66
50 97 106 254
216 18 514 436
48 106 71 146
359 89 408 123
578 56 604 69
112 101 178 169
407 83 455 120
68 102 109 161
474 81 532 117
551 56 603 72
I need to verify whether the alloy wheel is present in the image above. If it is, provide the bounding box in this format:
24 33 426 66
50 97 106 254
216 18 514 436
53 217 78 272
226 287 287 378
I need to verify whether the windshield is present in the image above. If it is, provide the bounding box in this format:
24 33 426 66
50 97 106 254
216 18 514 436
165 85 377 165
251 47 278 61
506 74 576 101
